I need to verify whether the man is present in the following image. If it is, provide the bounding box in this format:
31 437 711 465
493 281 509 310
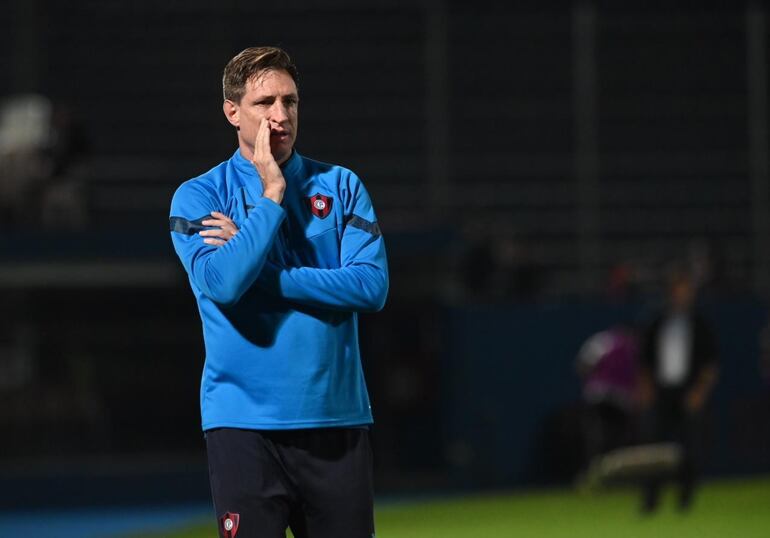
638 268 718 513
169 46 388 538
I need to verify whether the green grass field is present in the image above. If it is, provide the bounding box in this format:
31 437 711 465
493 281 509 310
131 476 770 538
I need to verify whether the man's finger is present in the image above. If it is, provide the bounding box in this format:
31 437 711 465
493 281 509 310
202 219 228 227
254 118 268 161
210 211 233 222
200 223 238 239
258 118 271 157
202 219 237 231
203 238 226 246
201 228 236 237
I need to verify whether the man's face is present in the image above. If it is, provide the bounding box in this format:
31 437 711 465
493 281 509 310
227 69 299 165
670 279 694 311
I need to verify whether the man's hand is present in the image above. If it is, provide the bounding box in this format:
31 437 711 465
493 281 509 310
199 211 239 246
636 369 655 410
251 118 286 204
685 364 718 413
685 388 706 413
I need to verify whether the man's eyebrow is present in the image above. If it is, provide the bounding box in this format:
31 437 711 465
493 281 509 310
251 92 299 101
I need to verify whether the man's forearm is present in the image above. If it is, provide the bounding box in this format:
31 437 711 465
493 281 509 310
258 261 388 312
187 198 285 306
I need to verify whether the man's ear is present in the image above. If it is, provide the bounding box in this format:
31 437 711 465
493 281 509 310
223 100 240 130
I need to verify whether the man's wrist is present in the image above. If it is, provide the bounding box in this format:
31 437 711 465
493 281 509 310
263 186 285 204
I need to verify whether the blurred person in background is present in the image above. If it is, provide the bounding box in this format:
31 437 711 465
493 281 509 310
0 94 88 229
638 267 719 513
576 322 639 468
0 94 54 223
457 228 544 303
169 46 388 538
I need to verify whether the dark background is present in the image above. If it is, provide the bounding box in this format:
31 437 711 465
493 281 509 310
1 0 769 508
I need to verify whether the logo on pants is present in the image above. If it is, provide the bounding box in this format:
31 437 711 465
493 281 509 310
219 511 240 538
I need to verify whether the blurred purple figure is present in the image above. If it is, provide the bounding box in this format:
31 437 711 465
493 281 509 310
576 325 640 466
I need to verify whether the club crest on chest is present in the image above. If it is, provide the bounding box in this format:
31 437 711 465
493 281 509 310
307 193 333 219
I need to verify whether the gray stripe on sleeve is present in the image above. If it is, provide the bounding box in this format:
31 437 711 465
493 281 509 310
346 215 381 237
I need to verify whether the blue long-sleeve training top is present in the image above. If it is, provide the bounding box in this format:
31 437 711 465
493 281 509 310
169 149 388 430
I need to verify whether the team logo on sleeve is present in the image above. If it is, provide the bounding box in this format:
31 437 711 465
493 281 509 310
307 193 333 219
219 512 240 537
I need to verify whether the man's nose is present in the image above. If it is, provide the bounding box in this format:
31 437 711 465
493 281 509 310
269 101 289 124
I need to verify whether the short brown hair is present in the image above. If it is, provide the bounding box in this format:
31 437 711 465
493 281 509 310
222 46 299 103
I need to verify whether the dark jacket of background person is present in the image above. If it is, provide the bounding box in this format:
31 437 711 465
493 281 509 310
637 282 719 512
641 313 719 395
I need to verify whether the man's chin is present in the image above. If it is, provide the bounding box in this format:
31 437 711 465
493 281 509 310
273 148 293 166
